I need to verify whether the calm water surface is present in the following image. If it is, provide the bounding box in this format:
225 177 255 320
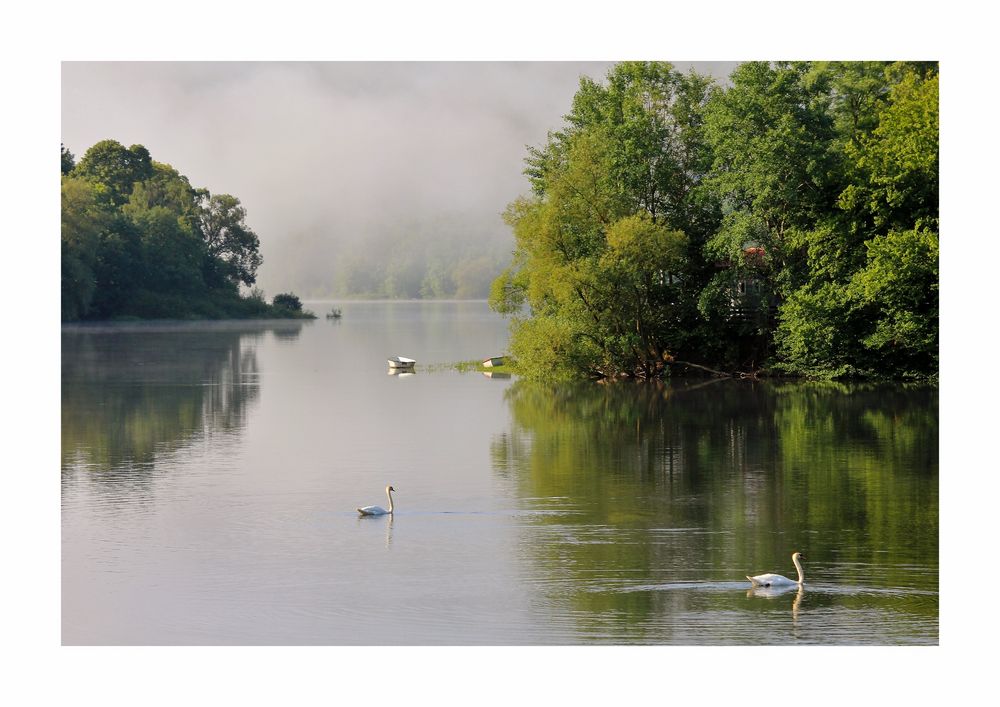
62 301 938 645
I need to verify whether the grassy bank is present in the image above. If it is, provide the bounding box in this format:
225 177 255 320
425 359 517 375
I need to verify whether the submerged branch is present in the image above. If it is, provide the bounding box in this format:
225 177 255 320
671 360 734 377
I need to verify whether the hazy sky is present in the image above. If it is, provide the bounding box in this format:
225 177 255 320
61 61 739 293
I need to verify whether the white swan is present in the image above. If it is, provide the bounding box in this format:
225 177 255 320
747 551 806 587
358 485 395 516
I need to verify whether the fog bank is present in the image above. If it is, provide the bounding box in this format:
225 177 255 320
62 62 738 296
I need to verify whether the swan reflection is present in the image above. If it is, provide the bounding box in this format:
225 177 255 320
747 584 804 623
354 506 394 549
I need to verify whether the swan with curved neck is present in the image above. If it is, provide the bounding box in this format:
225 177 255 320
358 485 395 516
747 552 806 587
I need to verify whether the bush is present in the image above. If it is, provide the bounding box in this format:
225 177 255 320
508 315 595 380
272 293 303 312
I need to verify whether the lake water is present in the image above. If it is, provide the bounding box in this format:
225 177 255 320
62 300 938 645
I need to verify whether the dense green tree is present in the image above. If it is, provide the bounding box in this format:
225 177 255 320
127 162 202 220
128 203 206 296
839 68 938 231
849 226 939 373
493 62 717 379
774 64 938 378
61 140 308 321
73 139 154 206
702 62 839 309
86 214 144 318
496 61 938 380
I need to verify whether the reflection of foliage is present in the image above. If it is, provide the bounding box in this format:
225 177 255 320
496 379 937 639
764 382 938 577
61 323 301 473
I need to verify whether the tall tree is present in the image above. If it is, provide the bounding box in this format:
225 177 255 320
197 194 264 289
702 61 839 303
493 62 710 379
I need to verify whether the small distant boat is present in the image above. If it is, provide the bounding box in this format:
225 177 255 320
326 307 342 319
387 356 416 369
482 356 505 368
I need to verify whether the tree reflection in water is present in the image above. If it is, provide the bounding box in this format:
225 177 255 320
492 378 938 642
61 321 305 478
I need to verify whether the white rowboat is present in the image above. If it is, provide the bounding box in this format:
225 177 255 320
387 356 416 369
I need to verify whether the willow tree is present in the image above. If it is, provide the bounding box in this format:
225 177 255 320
491 62 716 379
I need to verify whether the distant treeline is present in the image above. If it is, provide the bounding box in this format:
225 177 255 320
491 61 938 380
267 216 512 300
61 140 312 321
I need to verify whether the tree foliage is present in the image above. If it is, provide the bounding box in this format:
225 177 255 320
494 61 939 380
199 194 264 288
773 64 938 378
494 62 716 380
73 140 154 206
61 139 307 321
61 143 76 175
272 292 303 312
61 177 109 319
